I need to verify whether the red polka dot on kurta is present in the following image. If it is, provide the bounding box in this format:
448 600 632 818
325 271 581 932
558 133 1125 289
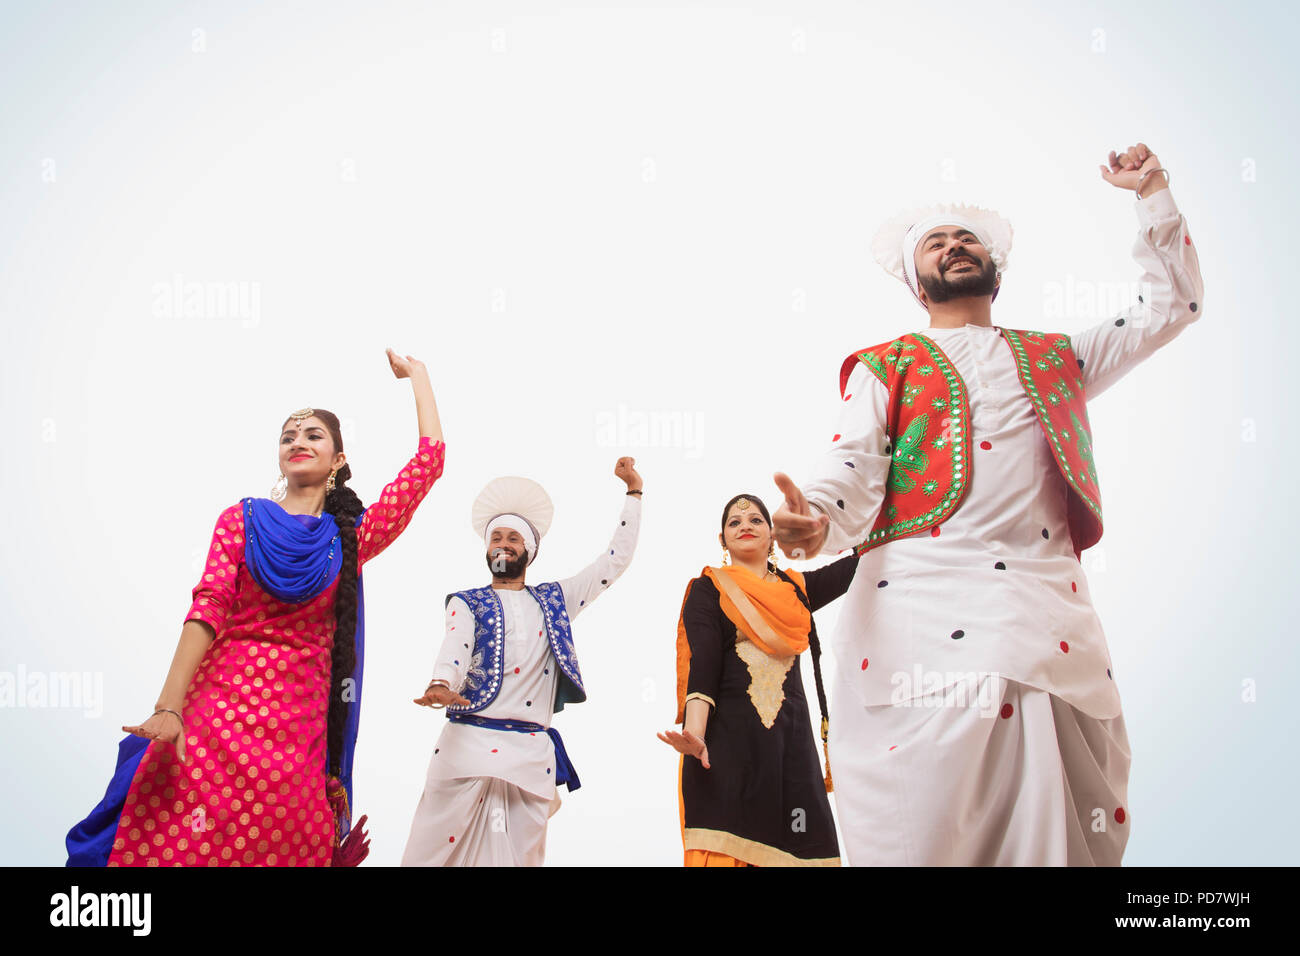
1060 641 1070 653
844 393 853 401
979 440 992 450
514 667 520 674
888 745 897 751
449 836 455 843
833 434 842 441
1071 581 1078 592
1114 807 1126 823
451 610 455 616
1184 235 1191 246
1000 703 1014 719
930 526 941 537
861 658 869 670
491 749 498 754
538 630 542 636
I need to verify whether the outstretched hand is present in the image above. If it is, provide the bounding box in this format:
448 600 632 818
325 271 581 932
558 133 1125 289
413 684 471 708
386 348 427 380
123 711 187 763
657 729 710 769
771 472 829 560
1099 142 1166 196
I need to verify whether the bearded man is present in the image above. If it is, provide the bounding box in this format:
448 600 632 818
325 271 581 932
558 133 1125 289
773 143 1202 865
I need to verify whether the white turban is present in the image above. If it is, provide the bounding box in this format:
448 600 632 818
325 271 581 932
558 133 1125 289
472 476 554 567
872 203 1013 308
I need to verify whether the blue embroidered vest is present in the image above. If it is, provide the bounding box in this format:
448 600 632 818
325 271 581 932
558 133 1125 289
444 582 587 715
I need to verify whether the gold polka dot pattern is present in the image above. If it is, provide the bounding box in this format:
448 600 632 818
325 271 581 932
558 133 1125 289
106 438 445 866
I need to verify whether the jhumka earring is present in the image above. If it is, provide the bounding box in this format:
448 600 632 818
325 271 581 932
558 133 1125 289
768 542 778 571
271 474 287 501
326 469 337 493
721 546 730 566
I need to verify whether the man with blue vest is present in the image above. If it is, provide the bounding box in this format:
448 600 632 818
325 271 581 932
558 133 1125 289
402 460 643 866
772 142 1203 865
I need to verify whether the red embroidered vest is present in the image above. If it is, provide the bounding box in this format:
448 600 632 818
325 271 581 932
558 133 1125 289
838 329 1103 556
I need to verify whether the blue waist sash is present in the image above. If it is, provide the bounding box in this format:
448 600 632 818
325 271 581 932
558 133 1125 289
448 714 581 792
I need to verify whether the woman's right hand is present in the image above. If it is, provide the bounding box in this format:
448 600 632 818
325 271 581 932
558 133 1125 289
657 729 710 769
414 683 471 708
123 711 187 762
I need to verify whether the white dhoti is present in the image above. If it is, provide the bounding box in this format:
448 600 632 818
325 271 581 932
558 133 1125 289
829 671 1130 866
400 768 561 867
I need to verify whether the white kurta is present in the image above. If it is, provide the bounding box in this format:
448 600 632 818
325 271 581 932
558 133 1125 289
401 496 642 866
802 190 1202 864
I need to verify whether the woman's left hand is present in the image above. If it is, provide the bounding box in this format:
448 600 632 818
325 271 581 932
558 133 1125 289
386 348 427 380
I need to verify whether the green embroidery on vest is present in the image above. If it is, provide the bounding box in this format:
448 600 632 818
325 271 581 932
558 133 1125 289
921 479 939 496
901 383 924 406
889 415 930 493
917 364 934 376
1072 409 1098 485
930 395 948 411
862 351 888 386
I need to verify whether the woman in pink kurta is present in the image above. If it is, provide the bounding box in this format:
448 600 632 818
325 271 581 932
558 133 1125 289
68 349 444 867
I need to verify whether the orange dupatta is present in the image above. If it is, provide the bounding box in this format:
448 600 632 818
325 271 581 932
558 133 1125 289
674 565 812 723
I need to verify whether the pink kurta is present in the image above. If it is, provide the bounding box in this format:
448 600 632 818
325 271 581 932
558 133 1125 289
107 437 445 866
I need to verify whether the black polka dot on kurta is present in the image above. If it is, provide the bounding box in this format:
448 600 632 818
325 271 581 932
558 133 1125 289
845 461 855 469
994 561 1006 570
621 521 626 526
1114 318 1125 327
454 659 459 665
579 600 584 606
544 668 549 675
836 499 845 509
601 579 608 585
1107 668 1112 679
434 748 439 754
526 700 532 707
883 445 892 455
1137 295 1144 303
951 629 965 640
1189 302 1198 312
877 580 888 588
1041 528 1050 539
1077 358 1085 370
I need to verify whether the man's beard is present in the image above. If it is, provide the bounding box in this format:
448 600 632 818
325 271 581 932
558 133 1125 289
487 548 529 578
918 254 997 304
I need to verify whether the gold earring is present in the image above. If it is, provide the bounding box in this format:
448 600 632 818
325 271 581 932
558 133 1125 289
768 541 778 571
326 469 337 493
721 546 729 567
271 474 287 501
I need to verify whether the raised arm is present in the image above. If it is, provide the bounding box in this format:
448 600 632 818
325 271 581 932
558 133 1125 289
556 458 642 620
1074 143 1204 400
357 351 447 566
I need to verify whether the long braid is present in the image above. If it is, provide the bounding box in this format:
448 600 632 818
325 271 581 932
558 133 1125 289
322 465 364 778
291 408 365 780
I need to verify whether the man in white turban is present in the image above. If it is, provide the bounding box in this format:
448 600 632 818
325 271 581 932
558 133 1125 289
772 143 1203 865
401 458 643 866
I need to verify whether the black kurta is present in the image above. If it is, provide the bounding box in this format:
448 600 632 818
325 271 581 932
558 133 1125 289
680 555 858 866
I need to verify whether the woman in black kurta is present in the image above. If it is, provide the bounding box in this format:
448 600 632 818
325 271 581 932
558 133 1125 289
664 493 858 866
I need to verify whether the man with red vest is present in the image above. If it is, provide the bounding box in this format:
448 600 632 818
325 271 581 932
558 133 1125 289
772 143 1202 865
